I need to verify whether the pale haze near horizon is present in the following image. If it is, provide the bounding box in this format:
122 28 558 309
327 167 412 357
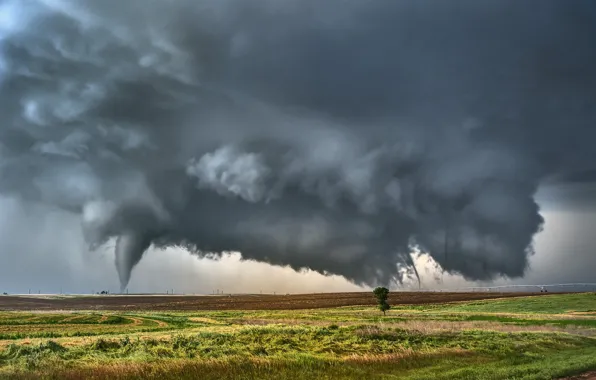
1 182 594 295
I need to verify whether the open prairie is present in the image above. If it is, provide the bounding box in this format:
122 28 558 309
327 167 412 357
1 292 595 379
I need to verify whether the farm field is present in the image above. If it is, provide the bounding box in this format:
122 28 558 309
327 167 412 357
0 292 595 379
0 291 547 311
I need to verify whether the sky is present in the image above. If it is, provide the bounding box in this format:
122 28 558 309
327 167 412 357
1 1 596 294
1 183 595 294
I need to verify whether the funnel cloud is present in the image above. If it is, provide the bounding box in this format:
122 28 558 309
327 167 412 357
1 0 595 290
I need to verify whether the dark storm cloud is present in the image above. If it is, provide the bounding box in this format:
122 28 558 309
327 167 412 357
0 0 595 290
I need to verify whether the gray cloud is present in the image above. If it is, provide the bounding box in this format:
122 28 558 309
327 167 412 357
187 146 271 203
0 0 595 290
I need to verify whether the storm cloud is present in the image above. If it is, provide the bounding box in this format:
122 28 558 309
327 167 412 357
0 0 595 290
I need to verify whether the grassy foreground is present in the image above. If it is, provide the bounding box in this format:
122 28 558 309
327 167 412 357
1 293 596 379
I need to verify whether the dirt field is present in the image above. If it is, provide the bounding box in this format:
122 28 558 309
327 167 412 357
559 372 596 380
0 291 548 311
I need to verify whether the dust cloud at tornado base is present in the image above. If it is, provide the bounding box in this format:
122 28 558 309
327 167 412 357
0 0 596 291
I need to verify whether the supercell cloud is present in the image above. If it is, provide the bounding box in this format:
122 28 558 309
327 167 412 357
0 0 595 290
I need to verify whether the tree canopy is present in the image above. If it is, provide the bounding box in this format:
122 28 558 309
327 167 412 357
373 287 390 315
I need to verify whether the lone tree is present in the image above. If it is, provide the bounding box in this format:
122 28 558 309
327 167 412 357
373 287 390 315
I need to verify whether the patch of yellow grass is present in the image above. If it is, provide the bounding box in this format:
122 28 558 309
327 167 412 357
0 325 240 349
187 317 224 325
355 320 596 337
1 347 472 380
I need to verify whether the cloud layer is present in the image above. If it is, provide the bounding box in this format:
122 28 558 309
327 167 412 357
0 0 595 290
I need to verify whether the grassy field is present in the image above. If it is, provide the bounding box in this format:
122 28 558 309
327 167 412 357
0 293 595 379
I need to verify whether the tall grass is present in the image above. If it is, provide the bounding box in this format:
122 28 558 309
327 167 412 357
1 293 596 379
5 347 596 380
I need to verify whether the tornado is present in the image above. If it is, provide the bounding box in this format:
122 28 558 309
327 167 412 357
0 0 595 288
114 232 153 292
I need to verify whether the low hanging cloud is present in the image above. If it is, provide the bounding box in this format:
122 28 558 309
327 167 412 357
0 0 595 291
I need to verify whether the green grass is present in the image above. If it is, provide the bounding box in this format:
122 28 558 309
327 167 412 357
5 346 596 380
0 314 102 325
412 293 596 314
1 293 596 379
446 314 596 328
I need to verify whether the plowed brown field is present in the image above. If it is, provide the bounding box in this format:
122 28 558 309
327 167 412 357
559 372 596 380
0 291 549 311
